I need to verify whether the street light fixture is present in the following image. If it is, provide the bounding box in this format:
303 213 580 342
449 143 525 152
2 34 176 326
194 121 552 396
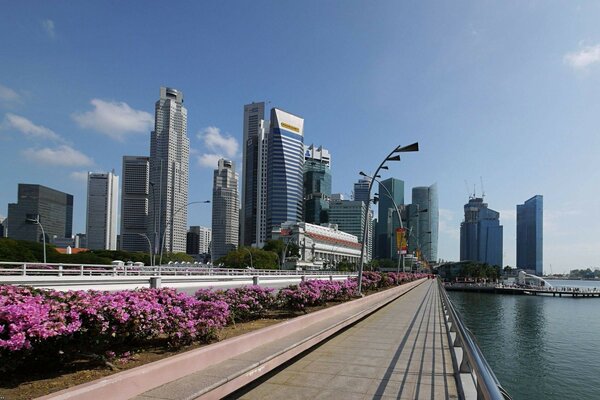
159 200 210 265
25 214 46 264
135 233 154 266
357 142 419 295
243 247 254 269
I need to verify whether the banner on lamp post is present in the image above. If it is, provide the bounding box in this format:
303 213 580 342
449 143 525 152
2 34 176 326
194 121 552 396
395 228 407 255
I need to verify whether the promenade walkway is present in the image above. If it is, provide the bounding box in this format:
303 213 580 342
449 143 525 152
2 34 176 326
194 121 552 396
230 279 458 399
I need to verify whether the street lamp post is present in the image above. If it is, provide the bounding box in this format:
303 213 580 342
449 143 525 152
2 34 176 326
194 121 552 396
135 233 154 266
159 200 210 265
357 142 419 295
26 215 46 264
243 247 254 269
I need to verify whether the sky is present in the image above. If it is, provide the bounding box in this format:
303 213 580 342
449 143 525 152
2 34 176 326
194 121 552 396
1 1 600 273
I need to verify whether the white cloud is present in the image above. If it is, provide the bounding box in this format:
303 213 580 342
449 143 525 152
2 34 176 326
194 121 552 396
42 19 55 39
196 126 239 169
23 145 93 167
564 44 600 69
0 83 21 104
439 208 460 239
4 113 64 142
197 153 222 168
69 171 89 182
72 99 153 141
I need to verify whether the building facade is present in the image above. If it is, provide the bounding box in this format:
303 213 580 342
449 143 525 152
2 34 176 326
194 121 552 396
211 159 239 261
186 226 212 257
328 199 372 261
303 144 331 225
240 102 266 247
86 171 119 250
411 184 439 262
266 108 305 238
375 178 404 259
7 184 73 243
272 222 362 269
517 195 543 275
120 156 150 252
149 87 190 254
460 197 503 267
353 178 371 205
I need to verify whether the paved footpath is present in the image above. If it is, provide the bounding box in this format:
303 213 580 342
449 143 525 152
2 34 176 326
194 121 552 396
230 279 459 400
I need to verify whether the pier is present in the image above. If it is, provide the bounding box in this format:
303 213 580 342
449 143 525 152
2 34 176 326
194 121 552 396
444 283 600 298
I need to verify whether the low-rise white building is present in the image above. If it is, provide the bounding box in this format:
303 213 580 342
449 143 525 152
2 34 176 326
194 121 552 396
272 222 362 270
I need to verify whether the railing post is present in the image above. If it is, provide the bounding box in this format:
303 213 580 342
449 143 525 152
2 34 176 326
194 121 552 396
22 264 27 276
150 276 162 289
112 267 117 276
80 265 84 276
58 265 63 277
253 276 260 285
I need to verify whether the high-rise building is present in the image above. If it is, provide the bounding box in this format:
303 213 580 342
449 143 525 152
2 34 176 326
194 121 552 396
375 178 404 259
412 184 439 262
266 108 305 238
0 217 6 237
303 144 331 225
329 199 373 261
120 156 150 252
240 102 266 247
460 197 503 267
149 87 189 254
517 195 543 275
353 178 371 205
86 171 119 250
7 184 73 243
212 159 239 261
187 226 212 256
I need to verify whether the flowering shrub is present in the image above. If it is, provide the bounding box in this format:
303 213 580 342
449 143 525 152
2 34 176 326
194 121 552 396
277 279 358 312
196 285 274 322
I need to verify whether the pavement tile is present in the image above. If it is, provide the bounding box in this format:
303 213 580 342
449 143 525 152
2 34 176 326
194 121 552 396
326 375 374 394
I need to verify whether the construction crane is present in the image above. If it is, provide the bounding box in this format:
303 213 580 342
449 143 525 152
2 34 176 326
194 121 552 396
480 176 486 200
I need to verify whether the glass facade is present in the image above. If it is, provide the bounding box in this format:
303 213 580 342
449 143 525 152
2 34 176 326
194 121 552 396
460 197 503 267
266 108 305 236
375 178 404 259
411 184 439 262
303 145 331 225
517 195 543 275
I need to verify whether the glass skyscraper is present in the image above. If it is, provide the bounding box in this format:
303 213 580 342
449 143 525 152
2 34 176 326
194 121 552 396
120 156 150 252
375 178 404 260
460 197 503 267
212 159 239 261
266 108 305 237
412 184 439 262
303 145 331 225
517 195 543 275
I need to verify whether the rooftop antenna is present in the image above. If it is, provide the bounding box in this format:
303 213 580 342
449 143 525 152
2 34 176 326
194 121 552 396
480 176 486 200
464 180 473 200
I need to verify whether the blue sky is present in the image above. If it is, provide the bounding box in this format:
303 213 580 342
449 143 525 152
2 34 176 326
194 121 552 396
1 1 600 273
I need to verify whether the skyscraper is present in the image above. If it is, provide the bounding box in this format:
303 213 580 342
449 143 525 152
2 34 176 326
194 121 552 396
329 199 373 261
303 144 331 225
412 184 439 262
240 102 266 247
149 87 189 254
7 184 73 243
353 178 371 205
460 197 503 267
266 108 305 237
86 171 119 250
517 195 543 275
211 159 239 261
120 156 150 252
187 226 212 257
375 178 404 259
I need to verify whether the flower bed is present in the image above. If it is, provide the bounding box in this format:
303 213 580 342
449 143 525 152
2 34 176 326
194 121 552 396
1 272 426 376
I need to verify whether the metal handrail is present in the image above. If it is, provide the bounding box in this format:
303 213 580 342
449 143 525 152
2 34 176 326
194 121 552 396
0 261 357 278
438 279 512 400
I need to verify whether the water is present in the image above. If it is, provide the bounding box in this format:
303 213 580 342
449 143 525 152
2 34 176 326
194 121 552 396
448 280 600 400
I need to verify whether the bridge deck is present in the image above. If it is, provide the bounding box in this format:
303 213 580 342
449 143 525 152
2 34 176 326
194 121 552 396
231 279 458 399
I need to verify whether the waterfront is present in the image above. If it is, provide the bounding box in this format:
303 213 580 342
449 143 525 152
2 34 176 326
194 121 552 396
449 280 600 400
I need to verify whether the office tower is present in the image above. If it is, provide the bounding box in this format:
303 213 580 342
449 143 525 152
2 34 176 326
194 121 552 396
266 108 305 238
240 102 266 247
303 144 331 225
0 217 5 237
212 159 239 261
86 171 119 250
120 156 150 252
353 178 371 205
329 199 373 261
460 197 503 267
375 178 404 259
412 184 439 262
149 87 189 254
7 184 73 243
187 226 212 256
517 195 543 275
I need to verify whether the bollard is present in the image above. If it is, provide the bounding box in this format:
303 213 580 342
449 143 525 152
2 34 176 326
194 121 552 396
329 275 333 281
58 265 63 277
253 276 260 285
150 276 162 289
301 276 306 282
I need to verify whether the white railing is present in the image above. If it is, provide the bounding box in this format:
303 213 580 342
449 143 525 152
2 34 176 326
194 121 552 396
0 261 357 278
